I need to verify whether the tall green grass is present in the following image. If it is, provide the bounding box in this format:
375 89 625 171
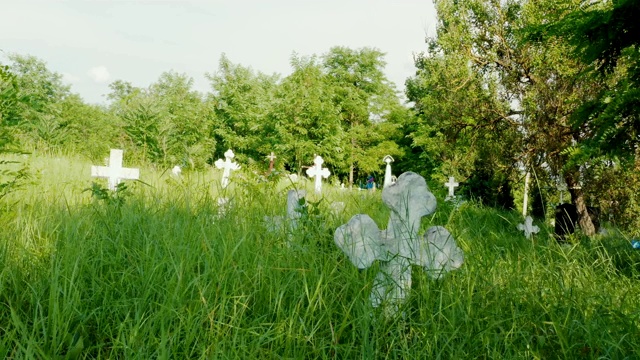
1 154 639 358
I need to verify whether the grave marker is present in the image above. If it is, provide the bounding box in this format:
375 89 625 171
91 149 139 190
267 152 276 173
306 155 330 194
214 149 240 188
518 215 540 239
444 176 459 201
334 172 464 316
265 189 307 233
383 155 394 188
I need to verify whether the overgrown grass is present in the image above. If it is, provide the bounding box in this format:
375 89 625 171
1 154 639 358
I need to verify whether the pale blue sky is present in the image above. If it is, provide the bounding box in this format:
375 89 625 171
1 0 437 104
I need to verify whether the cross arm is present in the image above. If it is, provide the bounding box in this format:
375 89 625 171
334 214 384 269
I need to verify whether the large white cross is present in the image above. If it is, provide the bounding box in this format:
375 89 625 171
91 149 139 191
214 149 240 188
306 155 330 194
383 155 394 188
444 176 459 200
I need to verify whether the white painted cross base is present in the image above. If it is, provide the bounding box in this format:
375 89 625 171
517 215 540 239
91 149 139 191
334 172 464 316
215 149 241 188
306 155 330 194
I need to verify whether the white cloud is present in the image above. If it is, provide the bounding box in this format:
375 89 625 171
87 66 110 83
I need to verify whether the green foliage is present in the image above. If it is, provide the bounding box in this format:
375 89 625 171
4 53 71 150
523 0 640 163
323 47 404 184
0 64 28 201
269 55 343 174
84 182 131 207
207 54 279 162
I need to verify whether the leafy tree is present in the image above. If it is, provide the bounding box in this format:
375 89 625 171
206 54 278 162
58 94 117 160
0 64 19 151
268 55 343 174
4 54 71 150
408 0 603 234
0 64 27 200
323 47 403 186
537 0 640 160
148 71 213 168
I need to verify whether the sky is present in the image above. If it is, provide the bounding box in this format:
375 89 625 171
0 0 438 105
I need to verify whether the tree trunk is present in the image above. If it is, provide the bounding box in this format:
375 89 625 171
349 163 354 188
349 137 356 188
565 172 596 236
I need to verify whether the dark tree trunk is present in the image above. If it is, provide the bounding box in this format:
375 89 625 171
565 171 596 236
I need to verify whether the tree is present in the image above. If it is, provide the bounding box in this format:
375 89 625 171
0 64 27 199
4 54 71 149
323 47 403 186
268 55 343 174
408 0 602 234
539 0 640 160
148 71 212 168
206 54 278 162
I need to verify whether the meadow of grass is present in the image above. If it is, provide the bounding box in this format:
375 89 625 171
1 153 640 359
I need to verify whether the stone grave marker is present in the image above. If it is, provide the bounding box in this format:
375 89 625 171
265 189 307 232
518 215 540 239
214 149 240 188
91 149 139 191
383 155 394 188
444 176 459 201
306 155 330 194
334 172 464 316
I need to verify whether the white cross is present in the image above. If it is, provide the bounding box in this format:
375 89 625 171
214 149 241 188
517 215 540 239
171 165 182 177
306 155 330 194
444 176 459 200
383 155 394 188
91 149 139 191
334 172 464 316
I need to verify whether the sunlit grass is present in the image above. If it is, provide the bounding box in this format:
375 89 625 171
1 154 639 358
